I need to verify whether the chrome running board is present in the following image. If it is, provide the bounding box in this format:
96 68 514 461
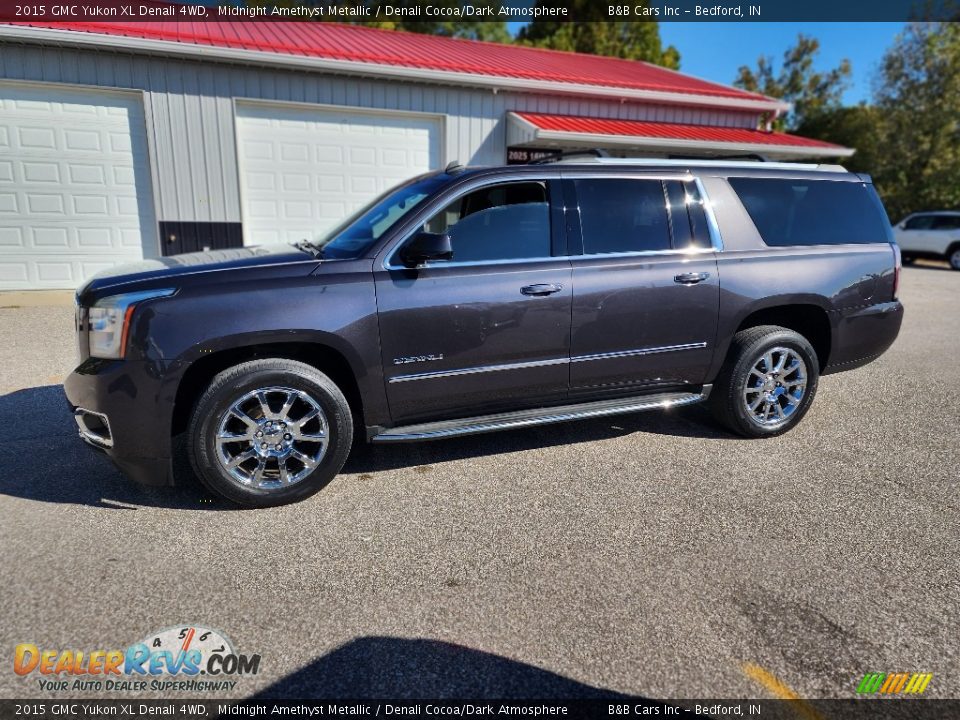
371 386 710 443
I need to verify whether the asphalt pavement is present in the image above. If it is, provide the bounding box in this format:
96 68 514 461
1 263 958 701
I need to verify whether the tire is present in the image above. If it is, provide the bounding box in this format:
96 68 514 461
901 255 916 265
187 358 353 508
948 247 960 271
709 325 820 438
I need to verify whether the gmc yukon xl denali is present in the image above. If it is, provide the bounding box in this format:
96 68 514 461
66 159 904 507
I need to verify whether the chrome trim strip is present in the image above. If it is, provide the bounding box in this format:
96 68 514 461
571 342 707 363
372 388 711 442
695 176 725 252
385 255 567 271
389 342 707 382
571 247 714 261
74 407 113 449
388 356 568 384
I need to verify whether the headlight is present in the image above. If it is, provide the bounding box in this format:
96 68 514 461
88 289 175 359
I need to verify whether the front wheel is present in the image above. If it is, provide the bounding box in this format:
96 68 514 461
188 358 353 507
709 325 820 438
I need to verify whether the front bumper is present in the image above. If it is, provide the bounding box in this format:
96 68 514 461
64 357 176 486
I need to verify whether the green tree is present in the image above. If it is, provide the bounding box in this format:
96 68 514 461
795 105 883 176
869 22 960 219
734 35 851 130
517 1 680 68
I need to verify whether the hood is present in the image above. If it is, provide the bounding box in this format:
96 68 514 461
78 245 319 301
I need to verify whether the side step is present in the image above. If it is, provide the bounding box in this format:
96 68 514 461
371 386 710 443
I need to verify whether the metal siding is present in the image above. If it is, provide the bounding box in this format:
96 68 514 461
0 43 762 223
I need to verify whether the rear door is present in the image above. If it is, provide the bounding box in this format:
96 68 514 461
564 173 719 395
374 177 572 424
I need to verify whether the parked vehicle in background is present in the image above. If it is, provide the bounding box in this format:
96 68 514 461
65 159 904 508
894 211 960 270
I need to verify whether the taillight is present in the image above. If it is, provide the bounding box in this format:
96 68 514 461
892 244 902 300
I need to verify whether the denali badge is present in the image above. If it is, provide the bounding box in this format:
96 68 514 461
393 354 444 365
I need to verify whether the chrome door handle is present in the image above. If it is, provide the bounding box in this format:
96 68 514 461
521 283 564 296
674 272 710 285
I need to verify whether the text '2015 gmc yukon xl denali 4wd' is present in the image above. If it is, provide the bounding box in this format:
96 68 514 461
66 160 904 507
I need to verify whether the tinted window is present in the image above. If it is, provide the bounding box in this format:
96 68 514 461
576 179 671 254
665 180 712 250
729 178 891 247
903 215 935 231
932 215 960 231
421 181 550 263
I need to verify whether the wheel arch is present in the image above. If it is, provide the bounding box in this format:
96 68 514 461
171 338 368 438
724 301 833 373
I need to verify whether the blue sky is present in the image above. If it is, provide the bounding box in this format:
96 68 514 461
508 22 905 105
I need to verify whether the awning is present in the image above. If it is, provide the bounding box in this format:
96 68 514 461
508 112 853 160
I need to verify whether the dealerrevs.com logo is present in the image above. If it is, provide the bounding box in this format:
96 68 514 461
13 625 261 693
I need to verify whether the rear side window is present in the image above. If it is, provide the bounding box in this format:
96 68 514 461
729 177 891 247
932 215 960 231
575 179 671 254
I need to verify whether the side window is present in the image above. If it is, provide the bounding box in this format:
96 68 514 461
903 215 935 230
422 181 551 263
665 180 712 250
931 215 960 231
729 177 891 247
575 179 671 254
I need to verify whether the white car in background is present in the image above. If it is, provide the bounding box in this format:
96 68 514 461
894 212 960 270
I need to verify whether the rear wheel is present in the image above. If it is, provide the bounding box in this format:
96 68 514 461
188 358 353 507
949 247 960 271
709 325 819 438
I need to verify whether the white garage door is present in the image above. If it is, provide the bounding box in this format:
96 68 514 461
235 103 442 246
0 83 157 290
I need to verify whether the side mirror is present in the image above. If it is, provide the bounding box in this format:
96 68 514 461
399 232 453 267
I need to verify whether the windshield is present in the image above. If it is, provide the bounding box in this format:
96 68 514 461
310 174 449 259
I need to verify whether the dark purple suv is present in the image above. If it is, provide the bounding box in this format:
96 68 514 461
66 159 904 507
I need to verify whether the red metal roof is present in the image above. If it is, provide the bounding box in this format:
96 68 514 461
516 112 846 150
12 21 775 106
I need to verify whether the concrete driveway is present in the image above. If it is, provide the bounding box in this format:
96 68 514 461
1 264 958 701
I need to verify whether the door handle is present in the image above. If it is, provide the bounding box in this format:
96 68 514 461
521 283 564 296
674 272 710 285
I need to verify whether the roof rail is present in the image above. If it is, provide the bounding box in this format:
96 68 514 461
530 148 610 164
551 157 847 172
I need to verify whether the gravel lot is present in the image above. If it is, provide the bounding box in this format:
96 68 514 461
1 263 958 701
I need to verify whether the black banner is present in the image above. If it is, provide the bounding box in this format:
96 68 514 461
2 0 960 23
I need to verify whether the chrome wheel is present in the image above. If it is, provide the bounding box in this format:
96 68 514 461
215 386 328 490
742 346 808 429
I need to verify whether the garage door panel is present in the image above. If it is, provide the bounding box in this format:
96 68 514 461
236 103 440 246
0 83 157 289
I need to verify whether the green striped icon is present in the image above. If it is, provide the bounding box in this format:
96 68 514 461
857 672 932 695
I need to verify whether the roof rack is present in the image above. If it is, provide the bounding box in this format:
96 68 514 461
550 157 847 172
530 148 610 164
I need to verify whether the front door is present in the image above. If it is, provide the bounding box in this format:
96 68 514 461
564 175 720 395
375 179 572 424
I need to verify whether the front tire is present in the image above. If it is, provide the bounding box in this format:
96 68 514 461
188 358 353 507
709 325 820 438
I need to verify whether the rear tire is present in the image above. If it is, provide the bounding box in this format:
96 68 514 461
948 247 960 271
188 358 353 508
709 325 819 438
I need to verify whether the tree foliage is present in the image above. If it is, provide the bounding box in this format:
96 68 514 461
734 35 851 130
869 22 960 219
517 1 680 68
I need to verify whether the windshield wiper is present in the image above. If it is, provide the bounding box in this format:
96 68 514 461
292 239 324 259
